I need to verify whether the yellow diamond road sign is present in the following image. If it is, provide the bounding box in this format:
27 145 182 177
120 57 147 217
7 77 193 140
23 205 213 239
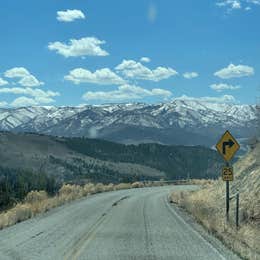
216 130 240 162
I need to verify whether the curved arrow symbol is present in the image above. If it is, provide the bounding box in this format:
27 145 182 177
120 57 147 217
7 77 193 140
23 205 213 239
222 139 235 155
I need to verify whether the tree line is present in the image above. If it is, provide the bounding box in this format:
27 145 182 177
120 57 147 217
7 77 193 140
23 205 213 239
62 137 222 180
0 166 60 210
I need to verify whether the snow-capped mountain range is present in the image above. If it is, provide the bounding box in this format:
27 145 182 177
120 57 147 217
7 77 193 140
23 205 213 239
0 100 257 148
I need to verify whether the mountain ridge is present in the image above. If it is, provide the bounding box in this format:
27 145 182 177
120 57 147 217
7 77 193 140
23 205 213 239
0 100 257 148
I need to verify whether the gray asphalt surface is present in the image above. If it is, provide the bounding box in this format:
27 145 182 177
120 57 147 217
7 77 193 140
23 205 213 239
0 186 240 260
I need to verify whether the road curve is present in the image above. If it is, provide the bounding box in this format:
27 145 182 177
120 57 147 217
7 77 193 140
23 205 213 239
0 186 240 260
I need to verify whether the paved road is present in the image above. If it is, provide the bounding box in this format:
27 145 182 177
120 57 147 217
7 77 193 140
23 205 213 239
0 186 240 260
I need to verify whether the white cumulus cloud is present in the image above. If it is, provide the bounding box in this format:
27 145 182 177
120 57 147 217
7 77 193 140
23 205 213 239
210 83 241 92
183 72 199 79
0 101 8 107
140 57 151 63
115 59 178 82
216 0 260 11
216 0 241 9
0 78 8 86
65 68 126 85
57 9 85 22
18 75 43 87
4 67 30 78
0 87 60 106
175 94 236 104
83 84 172 102
214 63 254 79
48 37 109 58
4 67 44 87
247 0 260 4
11 97 38 107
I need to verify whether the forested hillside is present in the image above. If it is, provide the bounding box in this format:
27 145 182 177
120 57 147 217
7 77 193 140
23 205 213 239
0 166 59 210
62 137 223 179
0 132 223 209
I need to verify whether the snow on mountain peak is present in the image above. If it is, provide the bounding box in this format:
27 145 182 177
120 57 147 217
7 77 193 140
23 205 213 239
0 101 256 146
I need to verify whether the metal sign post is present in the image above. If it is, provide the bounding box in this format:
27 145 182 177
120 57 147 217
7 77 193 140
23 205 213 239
216 130 240 224
226 181 229 222
226 163 230 223
236 193 240 229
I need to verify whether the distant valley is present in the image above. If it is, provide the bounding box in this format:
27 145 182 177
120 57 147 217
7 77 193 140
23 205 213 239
0 131 222 184
0 131 223 208
0 100 255 208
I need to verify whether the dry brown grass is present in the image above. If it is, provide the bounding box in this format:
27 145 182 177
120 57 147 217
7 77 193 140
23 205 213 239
0 177 209 231
0 180 166 230
131 182 145 188
170 144 260 260
114 183 132 190
185 179 215 186
170 187 260 259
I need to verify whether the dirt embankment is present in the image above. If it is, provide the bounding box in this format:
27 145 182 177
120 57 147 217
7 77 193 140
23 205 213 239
170 143 260 260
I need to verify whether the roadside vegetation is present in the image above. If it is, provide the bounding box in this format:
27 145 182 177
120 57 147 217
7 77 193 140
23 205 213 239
0 178 209 230
170 142 260 260
0 181 160 230
0 166 59 211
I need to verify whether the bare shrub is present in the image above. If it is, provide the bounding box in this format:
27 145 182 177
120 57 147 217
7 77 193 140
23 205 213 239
0 203 32 229
131 182 144 188
0 213 8 229
95 183 105 193
114 183 132 190
103 183 114 192
25 191 48 204
83 183 95 195
59 184 83 201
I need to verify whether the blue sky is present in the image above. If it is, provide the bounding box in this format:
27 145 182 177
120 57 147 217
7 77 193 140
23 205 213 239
0 0 259 107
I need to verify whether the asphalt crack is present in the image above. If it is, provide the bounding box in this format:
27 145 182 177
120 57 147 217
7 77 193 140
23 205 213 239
64 212 108 260
30 231 44 239
143 200 157 260
112 195 130 207
64 195 130 260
